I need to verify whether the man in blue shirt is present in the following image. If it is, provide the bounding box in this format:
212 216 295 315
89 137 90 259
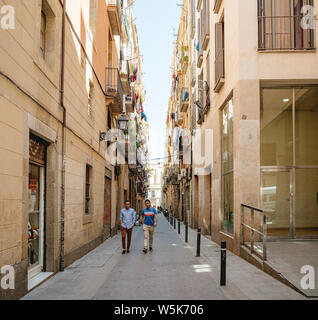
120 200 136 254
141 200 158 254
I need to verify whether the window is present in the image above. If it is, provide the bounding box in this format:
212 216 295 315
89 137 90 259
40 0 56 66
258 0 315 50
222 99 234 234
214 20 225 92
89 0 98 41
261 86 318 237
261 86 318 166
40 11 46 58
85 165 92 215
88 80 94 119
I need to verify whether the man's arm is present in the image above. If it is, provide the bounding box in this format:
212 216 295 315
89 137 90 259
141 210 144 225
120 210 123 227
132 210 136 227
154 208 158 227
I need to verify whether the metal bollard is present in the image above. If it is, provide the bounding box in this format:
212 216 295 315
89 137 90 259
196 228 201 257
178 220 180 234
185 222 188 243
220 241 227 286
174 216 176 229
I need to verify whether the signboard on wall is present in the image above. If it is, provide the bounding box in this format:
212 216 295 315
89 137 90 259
29 136 46 165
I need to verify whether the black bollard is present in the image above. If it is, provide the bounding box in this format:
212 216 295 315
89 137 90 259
196 228 201 257
185 222 188 243
174 216 176 229
220 241 227 286
178 220 181 234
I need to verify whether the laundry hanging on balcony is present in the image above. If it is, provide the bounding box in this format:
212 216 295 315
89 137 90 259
141 111 147 122
131 64 138 82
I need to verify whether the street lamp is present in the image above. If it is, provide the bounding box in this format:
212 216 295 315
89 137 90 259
117 113 129 132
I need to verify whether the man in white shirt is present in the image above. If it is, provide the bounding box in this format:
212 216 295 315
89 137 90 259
120 200 136 254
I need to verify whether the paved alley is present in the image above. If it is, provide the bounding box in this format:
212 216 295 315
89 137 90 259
22 215 305 300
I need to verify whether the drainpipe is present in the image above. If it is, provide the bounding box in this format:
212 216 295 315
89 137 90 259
59 0 67 272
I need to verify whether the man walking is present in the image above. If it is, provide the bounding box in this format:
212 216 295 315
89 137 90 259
141 200 158 254
120 200 136 254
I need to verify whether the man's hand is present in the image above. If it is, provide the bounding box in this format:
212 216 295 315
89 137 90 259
154 223 157 228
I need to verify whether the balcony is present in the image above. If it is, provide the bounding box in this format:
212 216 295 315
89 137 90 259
180 88 189 113
105 67 123 115
176 112 184 127
107 0 121 35
125 95 134 113
191 63 196 87
197 45 203 68
258 16 315 51
120 72 131 95
181 55 189 73
214 48 225 93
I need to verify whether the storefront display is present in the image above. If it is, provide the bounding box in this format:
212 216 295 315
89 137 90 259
28 135 46 278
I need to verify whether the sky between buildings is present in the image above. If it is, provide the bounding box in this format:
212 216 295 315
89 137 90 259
133 0 181 164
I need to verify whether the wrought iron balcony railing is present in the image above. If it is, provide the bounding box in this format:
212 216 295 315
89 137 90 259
105 68 123 114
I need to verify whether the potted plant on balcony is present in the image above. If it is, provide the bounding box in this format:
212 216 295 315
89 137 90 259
120 72 128 79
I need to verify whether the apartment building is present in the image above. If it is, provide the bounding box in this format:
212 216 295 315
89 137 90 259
148 163 163 208
0 0 148 299
163 0 318 293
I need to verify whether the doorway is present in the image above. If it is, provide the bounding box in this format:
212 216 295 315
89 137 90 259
104 176 112 238
28 135 47 280
260 85 318 239
261 169 293 238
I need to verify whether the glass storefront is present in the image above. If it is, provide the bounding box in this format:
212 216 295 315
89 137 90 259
28 135 46 278
261 86 318 238
222 99 234 235
28 164 43 269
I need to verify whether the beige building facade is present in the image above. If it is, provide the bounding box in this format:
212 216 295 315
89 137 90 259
0 0 147 299
164 0 318 261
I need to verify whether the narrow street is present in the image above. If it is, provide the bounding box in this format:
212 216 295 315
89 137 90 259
23 214 304 300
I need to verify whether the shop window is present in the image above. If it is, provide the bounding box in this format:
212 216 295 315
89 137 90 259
221 98 234 235
28 135 47 279
260 88 293 166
